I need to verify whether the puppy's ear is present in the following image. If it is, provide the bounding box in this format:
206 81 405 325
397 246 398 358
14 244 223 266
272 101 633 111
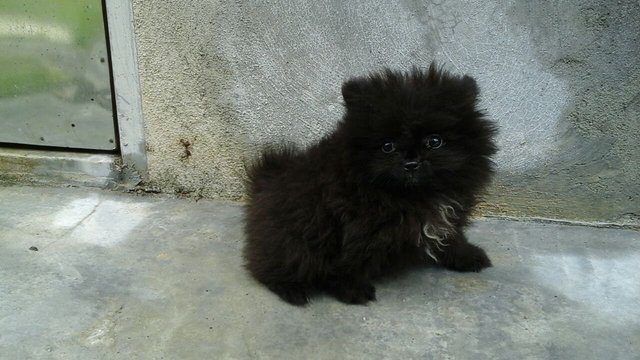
427 63 480 109
459 75 479 104
442 74 480 112
341 78 369 108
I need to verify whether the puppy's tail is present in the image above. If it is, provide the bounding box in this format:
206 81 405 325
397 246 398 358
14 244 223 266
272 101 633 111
244 143 299 192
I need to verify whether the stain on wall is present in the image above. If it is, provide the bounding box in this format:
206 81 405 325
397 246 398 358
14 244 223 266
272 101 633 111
131 0 639 225
488 0 640 224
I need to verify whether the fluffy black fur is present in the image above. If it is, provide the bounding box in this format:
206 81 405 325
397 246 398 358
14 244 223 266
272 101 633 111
244 64 498 306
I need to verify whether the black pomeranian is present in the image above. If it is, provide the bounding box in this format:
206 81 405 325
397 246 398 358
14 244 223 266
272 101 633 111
244 64 497 306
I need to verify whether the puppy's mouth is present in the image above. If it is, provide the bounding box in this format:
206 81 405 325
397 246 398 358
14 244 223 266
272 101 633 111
403 163 431 186
404 173 421 186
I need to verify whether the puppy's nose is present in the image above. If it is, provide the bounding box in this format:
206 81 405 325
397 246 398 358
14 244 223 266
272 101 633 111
404 161 420 171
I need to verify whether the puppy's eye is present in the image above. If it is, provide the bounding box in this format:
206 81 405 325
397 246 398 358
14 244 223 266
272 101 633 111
381 141 395 153
425 135 443 149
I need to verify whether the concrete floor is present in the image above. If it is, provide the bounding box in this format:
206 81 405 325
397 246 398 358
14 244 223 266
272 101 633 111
1 185 638 359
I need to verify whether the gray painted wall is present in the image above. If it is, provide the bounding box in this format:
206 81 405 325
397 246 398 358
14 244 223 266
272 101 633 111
131 0 639 225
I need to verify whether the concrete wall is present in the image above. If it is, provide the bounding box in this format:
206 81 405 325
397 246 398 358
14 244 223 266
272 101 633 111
131 0 640 225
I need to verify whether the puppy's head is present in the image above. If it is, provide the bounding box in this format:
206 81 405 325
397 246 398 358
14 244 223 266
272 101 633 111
339 64 497 192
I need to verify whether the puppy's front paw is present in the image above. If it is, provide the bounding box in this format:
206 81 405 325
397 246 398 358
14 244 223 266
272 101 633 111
443 243 492 272
268 283 310 306
327 281 376 305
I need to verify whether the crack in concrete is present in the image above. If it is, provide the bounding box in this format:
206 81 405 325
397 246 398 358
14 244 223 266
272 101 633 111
43 200 103 249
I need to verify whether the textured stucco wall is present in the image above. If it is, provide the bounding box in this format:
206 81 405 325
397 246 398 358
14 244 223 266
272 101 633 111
131 0 639 225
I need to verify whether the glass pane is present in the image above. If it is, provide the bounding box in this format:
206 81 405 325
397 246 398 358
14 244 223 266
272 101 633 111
0 0 116 150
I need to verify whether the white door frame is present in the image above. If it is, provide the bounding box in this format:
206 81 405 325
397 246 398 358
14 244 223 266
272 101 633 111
105 0 148 183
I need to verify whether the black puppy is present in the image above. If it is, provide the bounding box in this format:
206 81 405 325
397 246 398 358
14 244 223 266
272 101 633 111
244 64 497 305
